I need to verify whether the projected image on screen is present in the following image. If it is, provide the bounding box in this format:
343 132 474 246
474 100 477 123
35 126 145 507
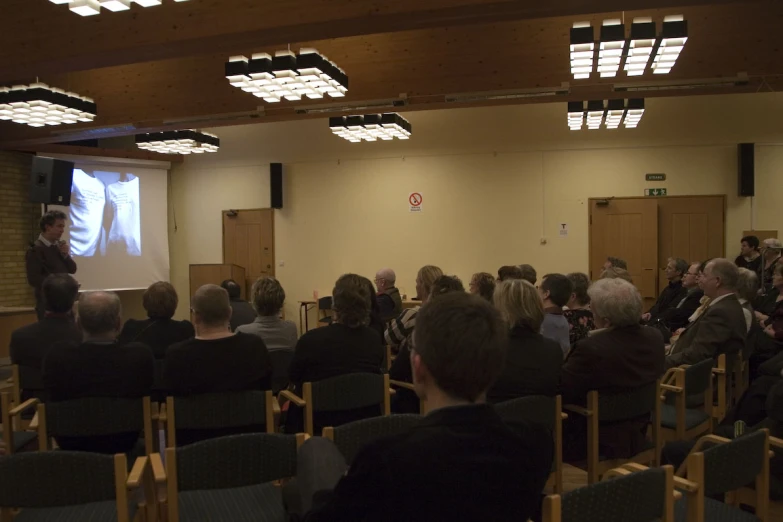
70 169 141 257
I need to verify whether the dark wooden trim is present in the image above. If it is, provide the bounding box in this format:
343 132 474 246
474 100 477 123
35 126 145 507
6 144 183 164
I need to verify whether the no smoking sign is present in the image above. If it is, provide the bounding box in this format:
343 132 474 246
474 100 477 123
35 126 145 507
409 192 423 212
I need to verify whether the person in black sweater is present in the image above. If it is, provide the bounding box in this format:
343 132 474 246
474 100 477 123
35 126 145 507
43 291 154 455
297 292 553 522
735 235 763 275
119 281 194 358
11 274 82 401
643 257 688 323
25 211 78 320
488 279 563 403
221 279 257 331
653 261 704 335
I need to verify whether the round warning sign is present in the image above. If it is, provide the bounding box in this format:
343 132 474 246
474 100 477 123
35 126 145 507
409 192 423 212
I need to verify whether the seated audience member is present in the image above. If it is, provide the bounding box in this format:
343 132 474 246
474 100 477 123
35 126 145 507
298 292 554 521
430 274 464 296
43 291 154 454
601 266 634 284
666 259 747 369
759 264 783 342
603 256 628 271
762 238 783 293
488 279 563 403
236 276 297 352
374 268 402 321
538 273 573 355
737 267 759 333
518 264 537 285
561 278 664 460
642 258 688 322
563 272 595 345
735 235 762 274
221 279 257 331
10 274 81 392
654 262 704 335
287 274 385 431
118 281 194 358
469 271 496 302
497 265 524 281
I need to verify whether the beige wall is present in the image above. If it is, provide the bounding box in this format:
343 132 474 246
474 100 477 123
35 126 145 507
169 92 783 324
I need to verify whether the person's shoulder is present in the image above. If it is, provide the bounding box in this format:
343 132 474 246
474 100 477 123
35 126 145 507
165 337 195 357
120 342 154 358
235 331 268 347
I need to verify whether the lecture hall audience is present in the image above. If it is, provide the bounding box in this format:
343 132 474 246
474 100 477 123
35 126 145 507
487 279 563 403
43 291 154 454
221 279 258 331
118 281 194 358
653 261 703 337
642 257 688 323
518 263 537 285
538 273 573 355
236 276 298 352
563 272 595 345
497 265 524 281
374 268 403 321
758 263 783 342
762 238 783 292
468 271 495 302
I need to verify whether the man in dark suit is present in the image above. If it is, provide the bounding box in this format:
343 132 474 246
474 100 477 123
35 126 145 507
561 277 665 461
666 258 748 369
10 274 82 400
296 292 554 522
25 210 78 320
220 279 257 331
43 291 154 454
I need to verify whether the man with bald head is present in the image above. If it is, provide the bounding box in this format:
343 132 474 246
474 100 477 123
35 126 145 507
43 291 154 454
375 268 402 321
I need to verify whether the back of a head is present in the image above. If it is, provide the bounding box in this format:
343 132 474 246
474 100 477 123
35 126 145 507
376 268 396 285
497 265 524 281
607 257 628 270
219 279 242 300
518 264 537 285
764 238 783 249
251 276 286 316
471 272 496 302
587 278 642 328
742 235 760 250
417 265 444 299
414 292 506 402
143 281 178 319
78 291 122 336
736 268 759 302
42 274 79 314
541 273 573 308
494 279 545 332
430 275 465 299
601 266 634 284
332 274 371 328
566 272 591 306
708 258 740 291
192 284 231 327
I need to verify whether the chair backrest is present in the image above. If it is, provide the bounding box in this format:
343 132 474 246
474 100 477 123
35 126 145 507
310 373 385 412
18 365 44 392
329 414 421 465
0 451 117 508
269 350 294 394
683 358 714 397
171 391 269 430
495 395 556 431
557 467 669 522
701 430 768 496
174 433 298 491
598 381 659 423
318 296 333 311
46 397 146 436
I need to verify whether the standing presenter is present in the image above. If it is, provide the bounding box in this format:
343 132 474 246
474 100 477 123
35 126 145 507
25 210 77 320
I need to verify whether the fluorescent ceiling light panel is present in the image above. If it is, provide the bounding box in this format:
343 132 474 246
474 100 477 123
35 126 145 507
598 20 625 78
329 113 412 143
652 15 688 74
570 22 595 80
136 130 219 154
0 83 97 127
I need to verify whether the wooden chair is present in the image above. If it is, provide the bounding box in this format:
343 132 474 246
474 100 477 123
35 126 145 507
660 358 714 442
495 395 566 493
152 432 305 522
389 378 425 414
323 414 421 465
163 390 276 448
734 351 748 407
36 396 154 455
674 429 772 522
5 365 44 431
564 380 661 484
712 353 735 423
0 393 38 455
0 451 155 522
280 373 391 435
543 464 677 522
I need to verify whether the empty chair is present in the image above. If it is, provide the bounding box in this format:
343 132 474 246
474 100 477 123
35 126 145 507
323 414 421 465
660 358 714 442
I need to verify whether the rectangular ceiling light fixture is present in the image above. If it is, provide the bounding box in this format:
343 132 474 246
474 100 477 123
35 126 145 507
570 22 595 80
135 130 219 154
652 15 688 74
329 113 412 143
50 0 188 15
0 83 97 127
226 48 348 104
598 20 626 78
567 98 645 130
625 17 656 76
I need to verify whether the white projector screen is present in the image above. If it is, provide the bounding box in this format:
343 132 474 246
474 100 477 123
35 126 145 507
49 160 170 291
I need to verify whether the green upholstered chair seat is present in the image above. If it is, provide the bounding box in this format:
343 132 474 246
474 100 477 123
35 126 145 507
660 404 711 430
178 483 286 522
674 496 759 522
13 500 136 522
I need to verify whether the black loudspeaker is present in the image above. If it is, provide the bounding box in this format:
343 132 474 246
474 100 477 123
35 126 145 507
29 156 75 205
738 143 755 197
270 163 283 209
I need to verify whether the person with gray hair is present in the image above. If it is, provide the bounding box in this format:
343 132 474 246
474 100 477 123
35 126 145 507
761 238 783 293
736 267 759 332
237 276 298 352
643 257 689 323
42 291 155 454
374 268 402 321
666 258 748 369
560 277 665 462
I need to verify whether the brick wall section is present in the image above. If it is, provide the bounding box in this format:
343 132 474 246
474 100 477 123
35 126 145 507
0 152 39 307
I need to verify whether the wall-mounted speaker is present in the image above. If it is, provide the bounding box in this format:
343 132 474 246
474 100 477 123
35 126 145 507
738 143 755 197
29 156 75 205
270 163 283 209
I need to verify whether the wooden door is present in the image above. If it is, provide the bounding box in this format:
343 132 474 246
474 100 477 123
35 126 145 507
657 196 725 293
222 209 275 296
589 198 659 300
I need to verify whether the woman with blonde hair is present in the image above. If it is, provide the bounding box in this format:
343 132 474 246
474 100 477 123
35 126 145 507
486 279 563 403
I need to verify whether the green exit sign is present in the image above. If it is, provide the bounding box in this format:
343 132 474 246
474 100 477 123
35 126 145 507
646 173 666 181
645 188 668 196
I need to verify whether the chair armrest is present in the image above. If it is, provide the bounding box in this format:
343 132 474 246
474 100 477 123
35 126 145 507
770 436 783 450
0 382 13 393
28 411 39 430
563 404 592 417
389 379 415 391
272 400 281 415
149 453 166 484
690 434 731 455
388 387 397 396
9 398 39 417
602 468 633 480
661 367 678 384
127 456 148 489
279 390 306 407
561 412 568 420
660 384 683 394
157 403 167 423
673 476 699 493
620 463 650 473
712 368 726 375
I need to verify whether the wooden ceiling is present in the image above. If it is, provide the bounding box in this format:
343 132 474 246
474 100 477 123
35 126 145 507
0 0 780 148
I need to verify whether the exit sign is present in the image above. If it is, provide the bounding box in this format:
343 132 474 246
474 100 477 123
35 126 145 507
646 173 666 181
645 188 668 196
